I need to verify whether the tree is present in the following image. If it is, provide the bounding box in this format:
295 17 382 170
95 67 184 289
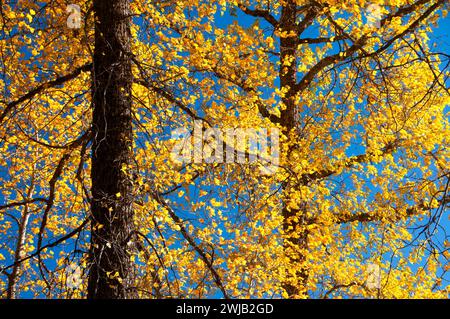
88 0 135 299
0 0 449 299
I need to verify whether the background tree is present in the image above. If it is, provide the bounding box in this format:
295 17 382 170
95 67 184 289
0 0 449 299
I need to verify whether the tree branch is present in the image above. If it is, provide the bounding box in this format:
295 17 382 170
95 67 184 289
0 63 92 125
238 4 278 27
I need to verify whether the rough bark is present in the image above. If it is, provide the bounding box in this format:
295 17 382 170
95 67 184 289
88 0 135 299
279 1 309 298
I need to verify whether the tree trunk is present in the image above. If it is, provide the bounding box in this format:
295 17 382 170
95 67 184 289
7 161 37 298
279 0 309 298
7 206 31 299
88 0 135 299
